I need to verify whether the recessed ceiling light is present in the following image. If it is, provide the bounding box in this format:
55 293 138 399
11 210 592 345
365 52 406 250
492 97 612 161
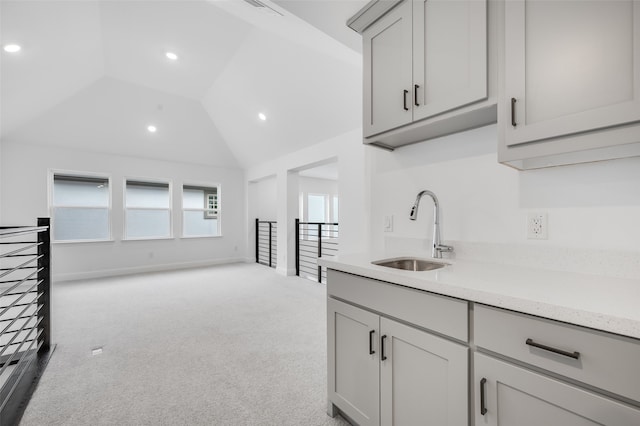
147 125 157 133
165 52 178 61
258 113 267 121
3 44 21 53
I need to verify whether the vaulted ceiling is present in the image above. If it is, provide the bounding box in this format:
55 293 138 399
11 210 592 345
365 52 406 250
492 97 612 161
0 0 365 168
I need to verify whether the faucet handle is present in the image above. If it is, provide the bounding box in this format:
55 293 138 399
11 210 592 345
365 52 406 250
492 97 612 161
435 244 454 254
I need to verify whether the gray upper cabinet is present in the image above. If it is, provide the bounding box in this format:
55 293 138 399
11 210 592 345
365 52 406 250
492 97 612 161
499 0 640 169
412 0 488 122
354 0 496 149
364 1 413 137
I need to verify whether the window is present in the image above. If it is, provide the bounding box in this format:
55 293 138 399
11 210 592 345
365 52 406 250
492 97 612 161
125 180 171 239
51 173 110 241
306 193 328 240
307 194 327 222
182 184 220 237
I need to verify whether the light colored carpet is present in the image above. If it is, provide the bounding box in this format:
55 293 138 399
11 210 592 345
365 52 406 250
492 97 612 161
20 263 350 426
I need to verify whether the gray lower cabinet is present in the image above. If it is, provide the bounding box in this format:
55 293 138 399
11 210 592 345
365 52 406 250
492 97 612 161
327 270 640 425
474 353 640 425
328 298 380 426
379 317 467 426
328 297 468 426
474 304 640 425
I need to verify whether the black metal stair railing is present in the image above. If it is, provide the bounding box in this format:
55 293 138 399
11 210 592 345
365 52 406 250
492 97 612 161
255 219 277 268
0 218 54 426
295 219 339 284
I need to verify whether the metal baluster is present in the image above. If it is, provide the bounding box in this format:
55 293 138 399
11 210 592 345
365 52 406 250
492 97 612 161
268 222 273 268
295 219 300 276
317 223 322 283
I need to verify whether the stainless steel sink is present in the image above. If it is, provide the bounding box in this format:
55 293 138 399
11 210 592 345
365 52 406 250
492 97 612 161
372 257 449 271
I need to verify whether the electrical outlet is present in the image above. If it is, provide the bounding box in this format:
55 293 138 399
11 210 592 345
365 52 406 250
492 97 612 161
527 212 548 240
384 215 394 232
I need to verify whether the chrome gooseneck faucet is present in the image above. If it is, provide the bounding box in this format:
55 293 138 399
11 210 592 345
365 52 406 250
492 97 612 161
410 190 454 259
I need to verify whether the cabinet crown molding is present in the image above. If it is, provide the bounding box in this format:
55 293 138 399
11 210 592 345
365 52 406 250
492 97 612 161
347 0 403 34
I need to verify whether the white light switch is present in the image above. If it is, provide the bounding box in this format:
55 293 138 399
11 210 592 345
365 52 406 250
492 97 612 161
384 215 394 232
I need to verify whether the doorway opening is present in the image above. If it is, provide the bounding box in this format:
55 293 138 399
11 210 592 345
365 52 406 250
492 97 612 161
296 161 339 283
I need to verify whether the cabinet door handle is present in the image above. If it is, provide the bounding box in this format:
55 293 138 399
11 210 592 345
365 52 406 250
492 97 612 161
526 338 580 360
369 330 375 355
414 84 420 106
403 90 409 111
480 378 487 415
381 335 388 360
511 97 517 127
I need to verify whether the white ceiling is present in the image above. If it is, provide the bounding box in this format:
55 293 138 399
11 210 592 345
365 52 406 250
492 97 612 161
273 0 366 53
0 1 104 136
0 0 365 168
100 0 252 101
11 77 240 167
202 28 361 167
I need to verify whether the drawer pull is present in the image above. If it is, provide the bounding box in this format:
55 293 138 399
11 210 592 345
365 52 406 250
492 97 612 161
369 330 375 355
381 335 388 361
480 378 487 415
526 338 580 360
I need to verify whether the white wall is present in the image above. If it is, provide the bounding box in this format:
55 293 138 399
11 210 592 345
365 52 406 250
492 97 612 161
0 142 246 281
249 176 278 221
0 139 2 224
370 124 640 254
246 128 369 273
299 176 338 197
246 176 278 263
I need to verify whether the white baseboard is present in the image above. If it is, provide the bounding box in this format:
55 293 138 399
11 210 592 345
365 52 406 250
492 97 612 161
53 257 247 282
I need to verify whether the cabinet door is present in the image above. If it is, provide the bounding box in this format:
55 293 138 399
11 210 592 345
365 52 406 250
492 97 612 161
380 317 468 426
363 0 413 137
474 353 640 426
327 298 380 426
412 0 488 122
504 0 640 147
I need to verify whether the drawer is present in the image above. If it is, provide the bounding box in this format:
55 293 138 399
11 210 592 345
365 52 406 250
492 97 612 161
475 304 640 402
327 269 468 342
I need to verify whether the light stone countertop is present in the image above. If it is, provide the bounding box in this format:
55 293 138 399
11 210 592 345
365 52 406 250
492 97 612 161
319 253 640 340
